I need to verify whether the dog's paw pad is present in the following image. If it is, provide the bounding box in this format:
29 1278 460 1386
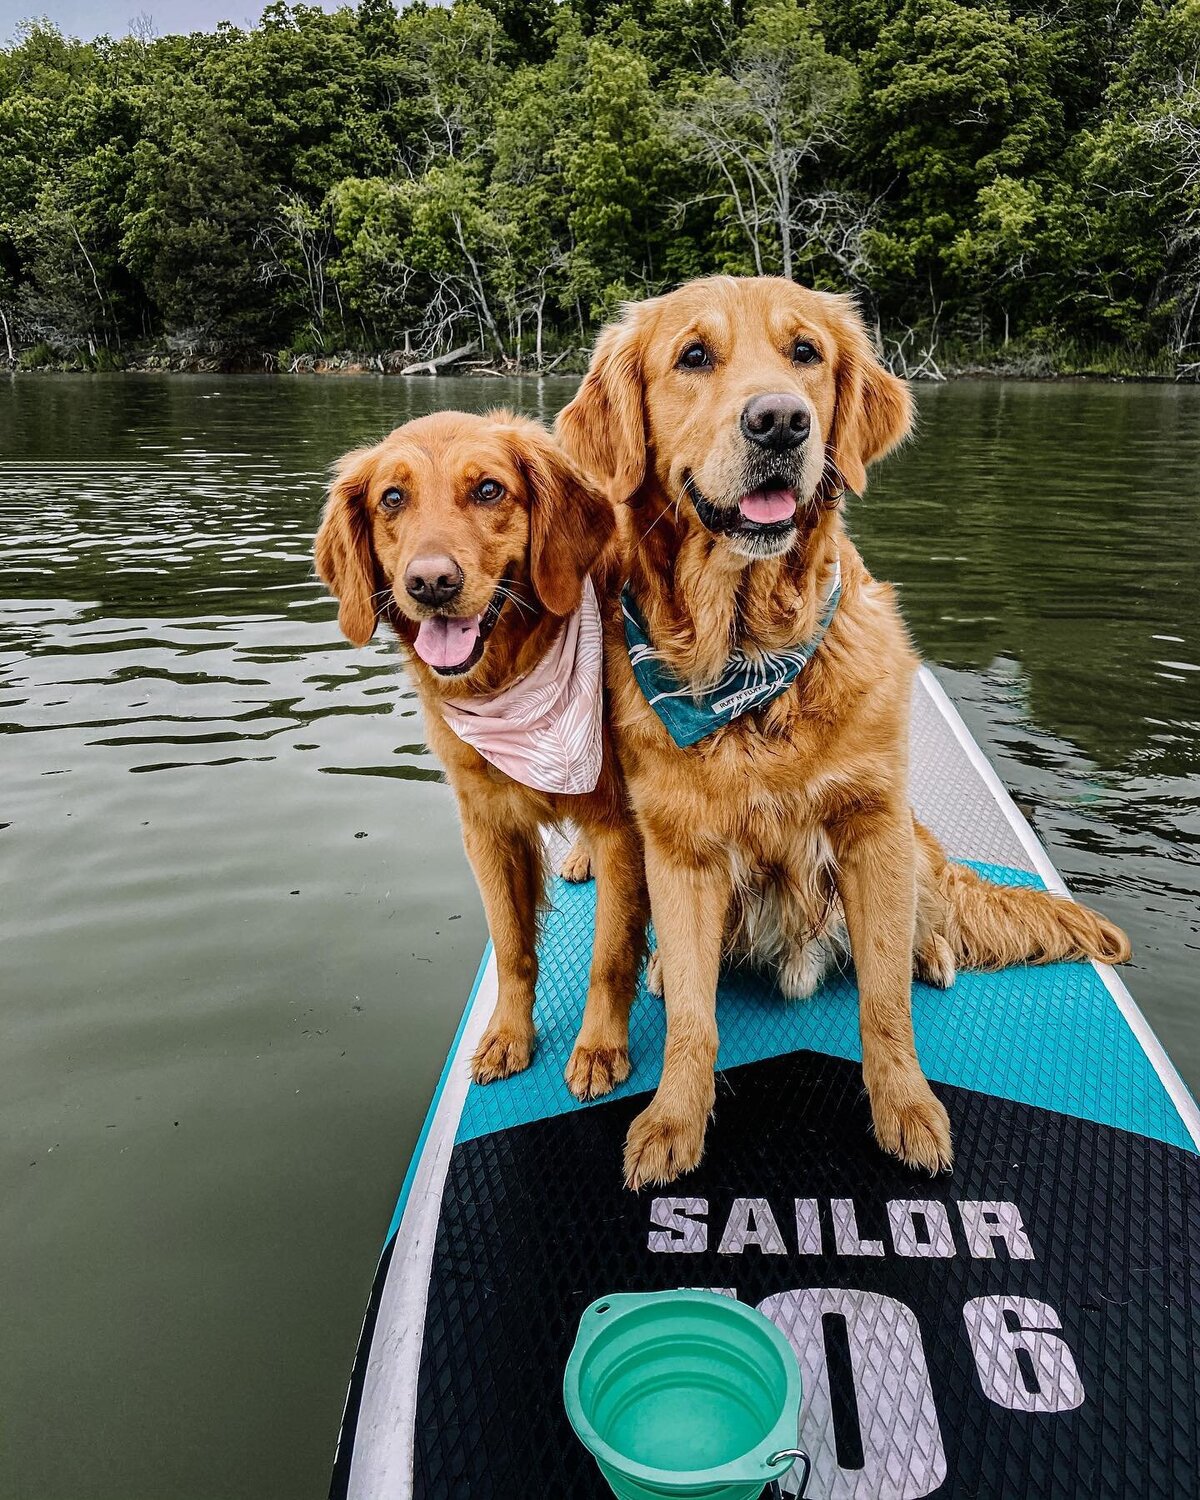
623 1107 706 1190
565 1043 630 1100
471 1027 534 1085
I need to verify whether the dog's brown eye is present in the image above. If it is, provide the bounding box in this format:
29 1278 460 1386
475 478 504 504
792 339 820 365
380 487 405 511
678 341 712 370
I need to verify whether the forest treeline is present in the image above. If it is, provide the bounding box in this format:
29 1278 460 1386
2 0 1198 377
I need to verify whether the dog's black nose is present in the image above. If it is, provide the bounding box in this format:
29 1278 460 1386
740 393 811 451
404 554 463 607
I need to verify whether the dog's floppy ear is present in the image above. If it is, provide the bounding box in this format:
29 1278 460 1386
503 417 616 617
823 294 912 495
314 446 380 646
556 307 648 505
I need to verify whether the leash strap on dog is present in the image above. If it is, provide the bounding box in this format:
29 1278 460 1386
620 557 841 748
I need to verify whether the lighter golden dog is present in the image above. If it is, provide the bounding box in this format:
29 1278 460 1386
314 411 648 1097
558 276 1130 1189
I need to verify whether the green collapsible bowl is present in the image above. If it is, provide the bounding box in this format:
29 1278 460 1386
563 1290 804 1500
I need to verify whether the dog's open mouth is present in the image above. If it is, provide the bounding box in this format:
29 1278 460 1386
685 473 798 541
411 580 508 676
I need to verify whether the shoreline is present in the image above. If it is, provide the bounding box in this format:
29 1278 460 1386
2 349 1190 384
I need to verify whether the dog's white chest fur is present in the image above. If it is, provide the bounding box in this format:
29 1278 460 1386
725 833 849 1000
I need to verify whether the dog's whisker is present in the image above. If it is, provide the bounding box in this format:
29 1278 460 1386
493 583 534 617
639 498 679 545
641 486 693 545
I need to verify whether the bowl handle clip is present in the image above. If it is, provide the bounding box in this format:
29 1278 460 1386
765 1446 811 1498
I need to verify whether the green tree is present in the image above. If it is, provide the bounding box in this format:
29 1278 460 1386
1069 0 1200 364
853 0 1062 328
121 81 272 340
563 38 679 314
674 1 858 282
327 176 420 344
389 1 508 170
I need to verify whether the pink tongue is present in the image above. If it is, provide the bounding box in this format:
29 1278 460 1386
739 487 797 524
413 614 482 670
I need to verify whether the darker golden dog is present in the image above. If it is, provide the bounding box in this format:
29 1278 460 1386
558 276 1130 1189
314 410 648 1097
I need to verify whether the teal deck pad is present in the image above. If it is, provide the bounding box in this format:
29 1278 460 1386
456 862 1196 1155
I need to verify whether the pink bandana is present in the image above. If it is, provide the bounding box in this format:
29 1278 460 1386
437 579 604 795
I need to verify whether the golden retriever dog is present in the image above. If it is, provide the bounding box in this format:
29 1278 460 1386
314 410 648 1098
557 276 1130 1189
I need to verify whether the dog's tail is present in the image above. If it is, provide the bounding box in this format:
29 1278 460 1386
918 822 1131 970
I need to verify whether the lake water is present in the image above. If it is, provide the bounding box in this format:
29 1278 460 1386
2 373 1198 1499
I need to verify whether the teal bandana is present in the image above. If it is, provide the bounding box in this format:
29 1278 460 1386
621 558 842 748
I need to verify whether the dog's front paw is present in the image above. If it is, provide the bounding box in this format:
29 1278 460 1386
914 933 956 989
867 1064 952 1174
559 839 593 883
565 1042 630 1100
624 1103 708 1189
471 1026 534 1085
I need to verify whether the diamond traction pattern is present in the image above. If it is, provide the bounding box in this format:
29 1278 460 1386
456 863 1194 1154
414 1051 1200 1500
908 674 1033 875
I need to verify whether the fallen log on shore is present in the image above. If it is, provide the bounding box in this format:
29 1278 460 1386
398 342 478 376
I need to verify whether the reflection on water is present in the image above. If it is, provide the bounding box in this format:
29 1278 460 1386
1 373 1197 1499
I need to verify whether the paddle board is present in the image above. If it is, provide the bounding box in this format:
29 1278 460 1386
330 666 1200 1500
